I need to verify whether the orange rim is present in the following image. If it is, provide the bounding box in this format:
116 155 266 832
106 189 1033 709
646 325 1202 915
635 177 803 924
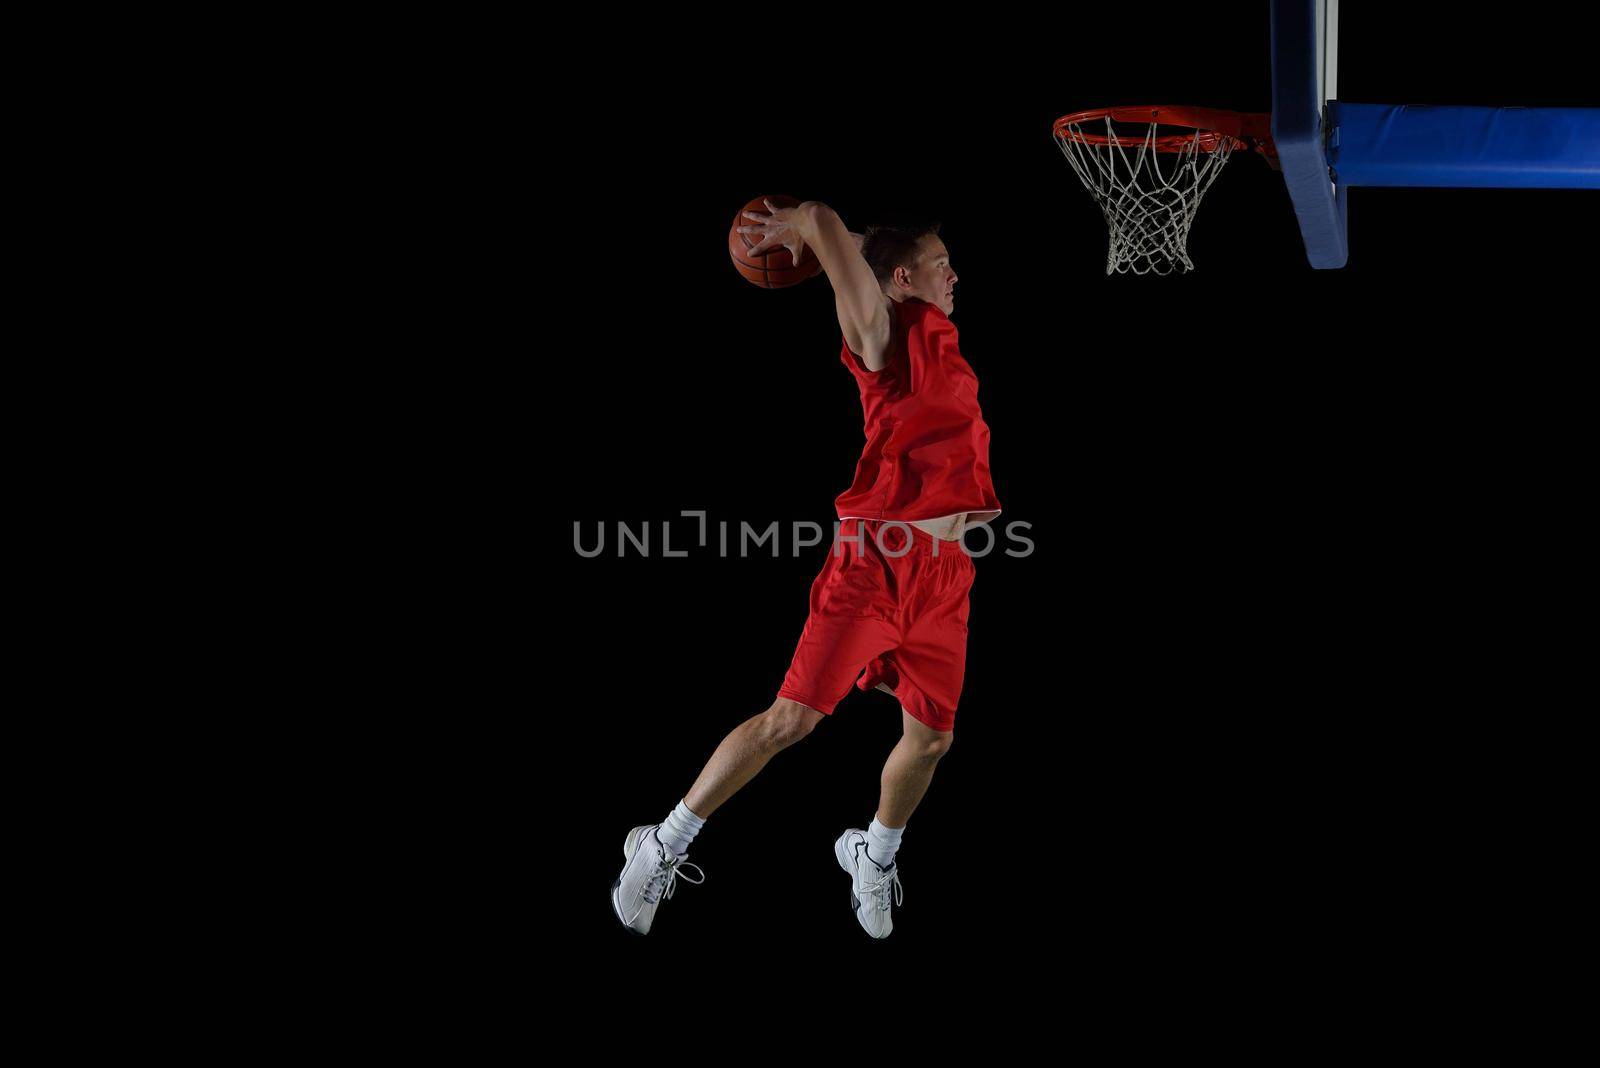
1054 106 1275 156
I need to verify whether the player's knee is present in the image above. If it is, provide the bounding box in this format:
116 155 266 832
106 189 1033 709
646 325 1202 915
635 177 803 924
913 728 953 761
760 699 824 749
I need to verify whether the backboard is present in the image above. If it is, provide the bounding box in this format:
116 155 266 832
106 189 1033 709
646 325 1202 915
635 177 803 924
1272 0 1347 268
1270 0 1598 268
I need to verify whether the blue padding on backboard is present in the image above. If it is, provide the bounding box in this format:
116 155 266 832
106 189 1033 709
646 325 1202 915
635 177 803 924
1271 0 1347 268
1331 104 1600 189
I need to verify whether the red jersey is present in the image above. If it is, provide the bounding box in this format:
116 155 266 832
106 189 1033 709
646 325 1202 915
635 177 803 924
834 299 1001 528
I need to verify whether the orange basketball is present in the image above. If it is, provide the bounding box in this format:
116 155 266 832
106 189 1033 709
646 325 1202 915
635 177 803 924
728 195 823 289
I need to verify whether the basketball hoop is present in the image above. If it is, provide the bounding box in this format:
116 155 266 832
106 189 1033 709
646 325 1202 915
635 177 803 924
1054 106 1276 275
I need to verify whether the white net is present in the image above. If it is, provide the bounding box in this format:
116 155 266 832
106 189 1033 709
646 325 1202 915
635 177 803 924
1055 117 1240 276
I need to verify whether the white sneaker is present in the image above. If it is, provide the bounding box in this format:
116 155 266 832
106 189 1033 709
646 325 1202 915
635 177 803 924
611 825 704 935
834 828 903 939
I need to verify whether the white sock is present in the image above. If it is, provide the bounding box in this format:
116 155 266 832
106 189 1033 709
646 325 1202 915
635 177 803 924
656 799 705 857
866 817 904 869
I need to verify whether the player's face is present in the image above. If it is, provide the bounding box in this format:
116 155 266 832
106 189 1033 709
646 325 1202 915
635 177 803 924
904 236 958 315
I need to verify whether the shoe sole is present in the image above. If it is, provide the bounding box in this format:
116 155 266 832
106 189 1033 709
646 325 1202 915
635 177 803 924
834 831 892 940
611 826 650 936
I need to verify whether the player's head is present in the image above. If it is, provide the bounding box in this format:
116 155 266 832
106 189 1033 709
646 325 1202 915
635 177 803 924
862 223 958 316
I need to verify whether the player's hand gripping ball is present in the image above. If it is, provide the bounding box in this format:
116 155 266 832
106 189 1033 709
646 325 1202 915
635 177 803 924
729 195 823 289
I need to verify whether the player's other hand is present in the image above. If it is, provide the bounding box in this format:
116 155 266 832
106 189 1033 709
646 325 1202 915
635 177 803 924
737 198 808 264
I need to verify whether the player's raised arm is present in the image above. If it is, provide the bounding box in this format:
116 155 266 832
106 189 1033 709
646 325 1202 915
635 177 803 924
739 199 892 370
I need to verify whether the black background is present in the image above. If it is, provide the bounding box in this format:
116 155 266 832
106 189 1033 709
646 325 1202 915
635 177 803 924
533 5 1593 967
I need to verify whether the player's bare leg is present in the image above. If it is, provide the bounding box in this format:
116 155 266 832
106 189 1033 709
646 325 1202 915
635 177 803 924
875 708 954 827
834 708 952 938
684 697 825 818
613 697 824 934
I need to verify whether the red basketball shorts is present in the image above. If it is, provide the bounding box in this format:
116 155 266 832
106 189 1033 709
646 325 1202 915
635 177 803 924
778 519 975 732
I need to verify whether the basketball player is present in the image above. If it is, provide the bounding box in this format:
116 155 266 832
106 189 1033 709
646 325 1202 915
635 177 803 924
611 199 1000 939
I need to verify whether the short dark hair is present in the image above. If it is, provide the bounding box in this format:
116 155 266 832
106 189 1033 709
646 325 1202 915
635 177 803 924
861 222 942 290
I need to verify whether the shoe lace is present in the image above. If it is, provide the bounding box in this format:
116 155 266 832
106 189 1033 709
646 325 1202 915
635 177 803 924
643 851 705 906
861 864 903 912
